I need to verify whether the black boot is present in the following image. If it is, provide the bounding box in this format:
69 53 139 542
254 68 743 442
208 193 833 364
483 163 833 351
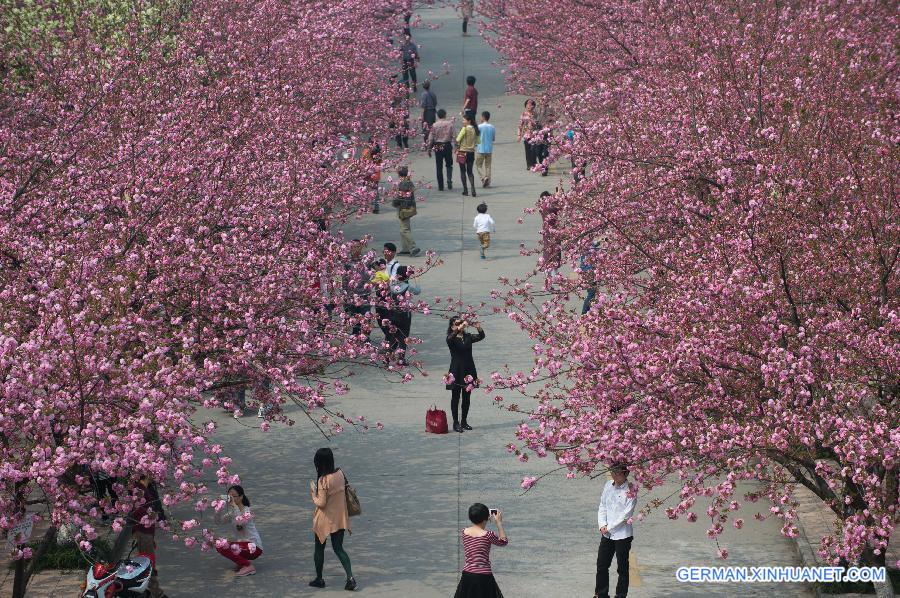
461 421 473 430
453 422 463 433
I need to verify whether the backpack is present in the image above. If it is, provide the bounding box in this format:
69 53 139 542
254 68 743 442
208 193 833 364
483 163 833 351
394 180 417 217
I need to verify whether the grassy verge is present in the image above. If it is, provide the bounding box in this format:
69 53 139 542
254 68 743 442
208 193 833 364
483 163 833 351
8 537 113 573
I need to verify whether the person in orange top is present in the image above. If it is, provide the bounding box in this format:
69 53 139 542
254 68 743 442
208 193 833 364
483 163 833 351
308 448 356 591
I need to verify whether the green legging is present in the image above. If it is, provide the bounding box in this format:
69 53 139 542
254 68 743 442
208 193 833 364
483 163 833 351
314 530 352 579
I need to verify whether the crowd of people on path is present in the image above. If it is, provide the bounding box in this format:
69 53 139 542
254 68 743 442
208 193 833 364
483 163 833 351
386 3 562 204
104 5 617 598
126 441 634 597
93 452 636 597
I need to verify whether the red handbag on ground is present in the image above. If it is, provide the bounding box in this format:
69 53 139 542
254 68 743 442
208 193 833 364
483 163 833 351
426 405 448 434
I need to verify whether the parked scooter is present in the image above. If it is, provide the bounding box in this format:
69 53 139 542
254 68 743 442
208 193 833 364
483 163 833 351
81 551 152 598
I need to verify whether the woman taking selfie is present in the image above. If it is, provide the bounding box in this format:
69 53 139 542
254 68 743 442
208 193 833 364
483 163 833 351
455 503 508 597
215 485 263 577
446 316 485 432
309 448 356 591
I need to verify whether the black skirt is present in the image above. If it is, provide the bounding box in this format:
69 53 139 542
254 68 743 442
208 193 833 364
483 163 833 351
454 571 503 598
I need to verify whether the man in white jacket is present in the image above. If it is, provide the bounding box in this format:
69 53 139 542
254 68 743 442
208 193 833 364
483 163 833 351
595 463 636 598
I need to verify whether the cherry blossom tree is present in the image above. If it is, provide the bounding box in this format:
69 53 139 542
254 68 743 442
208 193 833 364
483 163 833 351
481 0 899 580
1 0 413 591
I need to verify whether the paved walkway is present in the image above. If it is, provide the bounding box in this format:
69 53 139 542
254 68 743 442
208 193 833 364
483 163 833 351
18 5 810 598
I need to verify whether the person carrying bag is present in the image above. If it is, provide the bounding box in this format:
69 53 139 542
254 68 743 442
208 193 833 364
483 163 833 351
309 448 358 591
455 113 480 197
391 166 420 256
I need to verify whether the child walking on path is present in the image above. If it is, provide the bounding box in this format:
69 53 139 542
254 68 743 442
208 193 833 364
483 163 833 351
473 202 495 260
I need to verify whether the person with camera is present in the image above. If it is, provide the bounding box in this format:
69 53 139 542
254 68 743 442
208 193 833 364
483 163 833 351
455 503 508 597
446 316 485 432
214 484 263 577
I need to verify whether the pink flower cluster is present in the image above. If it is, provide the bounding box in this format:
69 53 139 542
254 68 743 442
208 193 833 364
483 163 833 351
480 0 899 566
0 0 412 551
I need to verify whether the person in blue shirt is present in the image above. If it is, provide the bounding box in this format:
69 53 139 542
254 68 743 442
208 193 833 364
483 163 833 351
475 111 496 188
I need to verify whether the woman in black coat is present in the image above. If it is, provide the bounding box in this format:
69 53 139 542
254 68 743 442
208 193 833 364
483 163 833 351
446 316 485 433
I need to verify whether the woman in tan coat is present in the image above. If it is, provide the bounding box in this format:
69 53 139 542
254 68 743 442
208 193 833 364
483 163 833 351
309 448 356 591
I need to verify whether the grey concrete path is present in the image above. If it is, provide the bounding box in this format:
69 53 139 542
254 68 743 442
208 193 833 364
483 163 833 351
149 5 811 598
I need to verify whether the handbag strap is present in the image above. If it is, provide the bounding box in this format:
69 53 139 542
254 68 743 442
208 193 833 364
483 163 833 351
338 468 349 486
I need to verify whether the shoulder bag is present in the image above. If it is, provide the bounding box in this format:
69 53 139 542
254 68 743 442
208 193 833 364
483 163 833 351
340 469 362 517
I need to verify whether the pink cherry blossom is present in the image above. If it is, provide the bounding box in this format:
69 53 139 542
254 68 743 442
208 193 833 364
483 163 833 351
0 0 416 569
480 0 898 569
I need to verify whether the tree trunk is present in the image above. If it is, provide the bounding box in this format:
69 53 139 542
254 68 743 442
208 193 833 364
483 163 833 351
873 580 895 598
863 547 894 598
11 525 57 598
11 559 26 598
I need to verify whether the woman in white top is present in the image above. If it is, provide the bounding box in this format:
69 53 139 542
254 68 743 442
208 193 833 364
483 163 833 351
215 485 263 576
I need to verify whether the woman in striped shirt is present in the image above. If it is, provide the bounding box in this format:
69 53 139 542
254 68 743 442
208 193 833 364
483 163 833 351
455 503 508 598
